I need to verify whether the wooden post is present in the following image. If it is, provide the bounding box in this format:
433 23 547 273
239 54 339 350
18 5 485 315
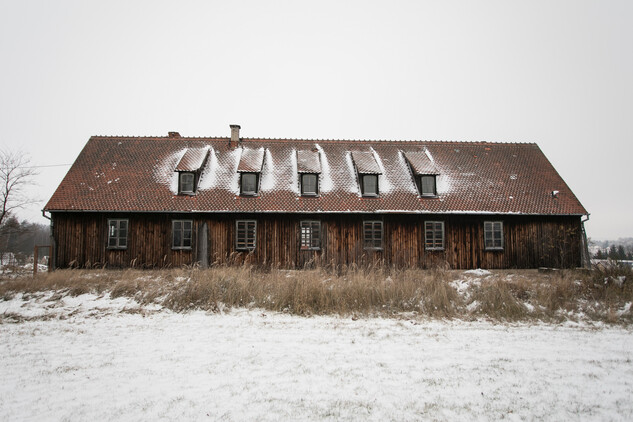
33 245 39 276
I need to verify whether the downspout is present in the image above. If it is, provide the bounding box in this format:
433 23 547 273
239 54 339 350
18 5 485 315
581 214 591 269
42 210 55 271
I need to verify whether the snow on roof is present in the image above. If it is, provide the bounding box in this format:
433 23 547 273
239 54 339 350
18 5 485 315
296 149 321 174
237 147 265 173
404 150 439 175
174 147 210 172
351 150 382 174
45 136 588 215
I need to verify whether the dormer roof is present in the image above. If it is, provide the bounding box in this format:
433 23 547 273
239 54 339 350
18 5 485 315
296 149 321 174
351 151 381 174
174 147 210 172
404 150 439 175
237 148 265 173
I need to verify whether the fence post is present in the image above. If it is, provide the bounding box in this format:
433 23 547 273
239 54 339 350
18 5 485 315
33 245 39 276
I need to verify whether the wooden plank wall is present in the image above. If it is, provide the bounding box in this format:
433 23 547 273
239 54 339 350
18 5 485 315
51 212 583 269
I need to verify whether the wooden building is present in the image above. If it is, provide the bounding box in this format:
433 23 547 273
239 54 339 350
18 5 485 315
44 125 589 269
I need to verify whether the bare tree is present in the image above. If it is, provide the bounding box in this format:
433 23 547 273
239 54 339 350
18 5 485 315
0 149 37 227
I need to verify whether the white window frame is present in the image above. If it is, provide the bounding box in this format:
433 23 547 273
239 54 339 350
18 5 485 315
108 219 128 249
424 221 444 250
363 220 383 250
301 174 319 196
484 221 504 250
300 220 321 250
420 175 437 196
361 174 379 196
172 220 193 250
236 220 257 250
240 173 259 196
179 172 195 194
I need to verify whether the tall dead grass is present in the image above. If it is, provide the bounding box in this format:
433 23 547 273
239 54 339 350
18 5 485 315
2 264 632 323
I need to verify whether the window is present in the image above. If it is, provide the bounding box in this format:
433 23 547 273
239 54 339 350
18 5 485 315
301 174 318 196
425 221 444 250
300 221 321 250
179 172 195 194
363 220 383 249
172 220 193 249
420 175 437 196
484 221 504 250
361 174 378 196
236 220 257 250
108 219 128 249
241 173 259 195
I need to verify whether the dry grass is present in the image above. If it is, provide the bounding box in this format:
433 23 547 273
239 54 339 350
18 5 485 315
1 264 632 323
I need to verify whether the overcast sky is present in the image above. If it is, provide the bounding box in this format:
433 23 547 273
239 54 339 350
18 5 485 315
0 0 631 240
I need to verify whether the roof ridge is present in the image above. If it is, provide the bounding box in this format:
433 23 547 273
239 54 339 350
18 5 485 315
89 135 536 145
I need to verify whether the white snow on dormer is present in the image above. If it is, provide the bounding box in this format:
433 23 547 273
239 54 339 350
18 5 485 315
370 147 392 194
424 146 435 164
289 149 299 194
345 152 360 195
153 148 187 195
315 144 333 193
197 147 218 190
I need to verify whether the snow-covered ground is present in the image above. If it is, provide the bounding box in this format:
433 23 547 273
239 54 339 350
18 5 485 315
1 294 633 421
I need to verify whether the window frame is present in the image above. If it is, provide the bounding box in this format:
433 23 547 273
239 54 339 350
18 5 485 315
172 220 193 250
484 221 504 250
236 220 257 251
179 172 195 195
300 173 319 196
419 175 437 197
300 220 321 250
363 220 383 250
107 219 128 249
240 172 259 196
360 174 379 197
424 221 445 251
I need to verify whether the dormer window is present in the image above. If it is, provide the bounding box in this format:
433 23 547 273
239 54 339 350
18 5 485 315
419 175 437 196
237 147 265 197
241 172 259 195
351 151 382 197
179 172 195 194
297 149 322 197
403 150 439 198
174 147 210 195
301 174 318 196
361 174 378 196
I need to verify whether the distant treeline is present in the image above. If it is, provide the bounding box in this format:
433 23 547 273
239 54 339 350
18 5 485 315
594 244 633 261
0 216 49 265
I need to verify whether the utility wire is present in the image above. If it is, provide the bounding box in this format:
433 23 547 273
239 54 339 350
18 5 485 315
17 163 72 169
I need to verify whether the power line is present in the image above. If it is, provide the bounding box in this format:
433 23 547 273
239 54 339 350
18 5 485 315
18 163 72 169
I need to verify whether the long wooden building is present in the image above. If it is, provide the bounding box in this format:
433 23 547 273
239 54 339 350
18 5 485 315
44 125 589 269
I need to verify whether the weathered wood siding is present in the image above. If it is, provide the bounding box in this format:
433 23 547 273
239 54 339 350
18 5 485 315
50 212 583 269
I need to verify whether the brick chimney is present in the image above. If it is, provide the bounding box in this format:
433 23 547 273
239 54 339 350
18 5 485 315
230 124 241 147
168 132 181 138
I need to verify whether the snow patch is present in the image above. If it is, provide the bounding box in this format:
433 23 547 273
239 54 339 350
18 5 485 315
464 269 492 277
197 146 217 190
345 152 360 194
153 148 187 194
260 149 275 191
370 147 392 194
315 144 333 193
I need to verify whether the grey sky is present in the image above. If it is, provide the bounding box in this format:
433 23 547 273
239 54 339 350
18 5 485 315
0 0 631 240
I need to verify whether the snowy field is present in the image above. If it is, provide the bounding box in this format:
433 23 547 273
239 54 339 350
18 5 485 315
1 294 633 421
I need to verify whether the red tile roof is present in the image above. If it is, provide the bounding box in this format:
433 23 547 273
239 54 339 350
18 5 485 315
174 147 209 172
44 136 587 216
351 151 382 174
296 150 321 173
237 147 265 173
